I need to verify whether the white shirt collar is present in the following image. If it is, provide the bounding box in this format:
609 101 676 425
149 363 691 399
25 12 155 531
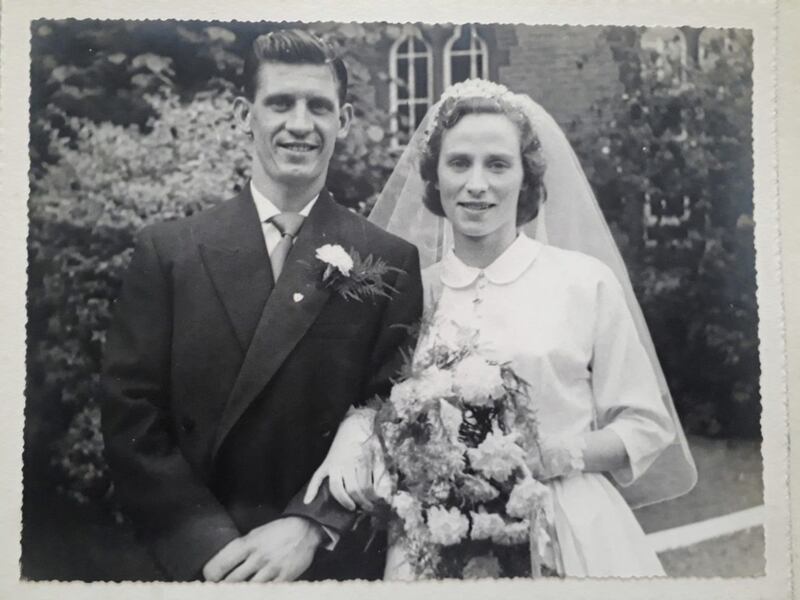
440 233 542 288
250 181 319 222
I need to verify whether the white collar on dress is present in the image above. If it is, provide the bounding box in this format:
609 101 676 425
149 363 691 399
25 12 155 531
250 181 318 222
439 232 543 288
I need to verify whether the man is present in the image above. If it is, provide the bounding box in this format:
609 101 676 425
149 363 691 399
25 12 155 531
101 29 422 582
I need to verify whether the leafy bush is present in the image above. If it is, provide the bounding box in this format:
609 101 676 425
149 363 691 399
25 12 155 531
570 29 758 437
27 89 250 501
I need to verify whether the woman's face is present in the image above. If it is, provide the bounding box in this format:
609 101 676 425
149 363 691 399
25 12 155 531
436 113 524 246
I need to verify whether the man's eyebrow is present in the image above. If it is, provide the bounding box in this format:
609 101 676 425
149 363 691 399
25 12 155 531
263 93 294 104
262 93 335 109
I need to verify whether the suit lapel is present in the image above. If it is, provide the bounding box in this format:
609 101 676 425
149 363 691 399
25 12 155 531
212 190 343 459
197 188 274 352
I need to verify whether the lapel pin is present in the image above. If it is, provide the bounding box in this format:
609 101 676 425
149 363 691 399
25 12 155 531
293 293 304 303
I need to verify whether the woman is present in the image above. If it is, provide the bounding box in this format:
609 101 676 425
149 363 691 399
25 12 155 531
305 80 696 578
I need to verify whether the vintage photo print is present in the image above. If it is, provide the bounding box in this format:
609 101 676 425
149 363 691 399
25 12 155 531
0 0 793 598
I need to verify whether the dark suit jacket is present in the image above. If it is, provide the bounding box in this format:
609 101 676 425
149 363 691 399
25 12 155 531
101 187 423 581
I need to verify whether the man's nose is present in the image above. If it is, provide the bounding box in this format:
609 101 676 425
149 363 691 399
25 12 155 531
466 166 488 196
286 102 314 135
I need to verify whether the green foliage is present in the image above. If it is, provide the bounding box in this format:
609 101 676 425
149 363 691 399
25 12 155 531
28 88 249 501
570 28 758 437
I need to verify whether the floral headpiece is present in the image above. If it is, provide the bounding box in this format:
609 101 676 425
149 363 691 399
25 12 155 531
422 79 524 145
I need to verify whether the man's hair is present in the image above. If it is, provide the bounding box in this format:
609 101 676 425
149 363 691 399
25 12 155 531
419 96 547 226
242 29 348 105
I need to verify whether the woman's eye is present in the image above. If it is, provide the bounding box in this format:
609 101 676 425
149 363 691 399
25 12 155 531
488 161 510 171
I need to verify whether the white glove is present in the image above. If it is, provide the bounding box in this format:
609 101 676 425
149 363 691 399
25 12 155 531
303 407 387 511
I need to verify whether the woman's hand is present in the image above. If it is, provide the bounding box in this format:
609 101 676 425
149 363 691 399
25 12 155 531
303 407 386 511
529 436 587 481
530 430 630 480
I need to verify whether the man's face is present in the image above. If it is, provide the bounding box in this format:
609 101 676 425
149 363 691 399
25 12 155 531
237 61 351 189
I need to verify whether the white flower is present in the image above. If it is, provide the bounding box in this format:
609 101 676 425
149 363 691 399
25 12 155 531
492 519 530 545
469 510 506 540
438 399 463 442
393 491 424 533
417 366 454 400
426 506 469 546
389 379 422 417
459 474 500 503
452 355 505 406
506 477 550 519
315 243 354 276
467 427 526 482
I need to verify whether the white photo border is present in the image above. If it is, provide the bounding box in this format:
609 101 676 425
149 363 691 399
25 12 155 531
0 1 792 599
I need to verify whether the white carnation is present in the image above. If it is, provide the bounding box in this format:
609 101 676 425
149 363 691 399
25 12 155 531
469 511 506 541
315 243 354 276
393 491 424 532
452 355 505 406
506 477 550 519
426 506 469 546
389 379 421 417
416 365 454 400
467 427 526 482
438 399 463 442
492 519 531 546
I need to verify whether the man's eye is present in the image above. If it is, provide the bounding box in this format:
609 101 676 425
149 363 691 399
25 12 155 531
449 159 470 169
269 99 292 111
309 102 332 114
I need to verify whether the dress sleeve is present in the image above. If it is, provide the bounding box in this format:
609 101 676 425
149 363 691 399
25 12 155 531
590 266 676 486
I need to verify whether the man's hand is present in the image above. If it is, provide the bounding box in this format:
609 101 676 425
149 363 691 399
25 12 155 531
202 516 324 582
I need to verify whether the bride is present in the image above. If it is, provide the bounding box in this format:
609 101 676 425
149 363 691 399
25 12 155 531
304 79 697 578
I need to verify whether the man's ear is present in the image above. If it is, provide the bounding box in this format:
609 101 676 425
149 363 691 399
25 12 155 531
337 102 354 139
233 96 252 136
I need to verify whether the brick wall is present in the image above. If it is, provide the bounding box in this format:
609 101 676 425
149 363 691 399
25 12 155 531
498 25 623 131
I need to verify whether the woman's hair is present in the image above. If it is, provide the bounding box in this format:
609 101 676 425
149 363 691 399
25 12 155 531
419 95 547 226
242 29 348 105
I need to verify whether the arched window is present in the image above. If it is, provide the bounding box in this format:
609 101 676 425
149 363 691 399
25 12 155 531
640 27 688 82
444 24 489 87
698 28 745 71
389 27 433 144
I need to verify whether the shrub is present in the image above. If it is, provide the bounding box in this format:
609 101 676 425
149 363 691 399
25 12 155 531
570 29 758 437
27 89 249 501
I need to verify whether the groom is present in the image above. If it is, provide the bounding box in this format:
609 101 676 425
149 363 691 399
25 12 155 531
102 29 422 582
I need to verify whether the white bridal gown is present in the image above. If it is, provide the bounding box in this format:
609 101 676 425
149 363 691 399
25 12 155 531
391 233 673 578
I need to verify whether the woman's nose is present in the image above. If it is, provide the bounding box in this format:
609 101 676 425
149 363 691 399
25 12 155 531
466 167 488 196
286 103 314 135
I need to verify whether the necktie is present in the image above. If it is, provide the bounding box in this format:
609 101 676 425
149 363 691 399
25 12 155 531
268 212 305 282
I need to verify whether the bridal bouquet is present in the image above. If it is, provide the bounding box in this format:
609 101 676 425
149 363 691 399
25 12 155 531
370 315 562 579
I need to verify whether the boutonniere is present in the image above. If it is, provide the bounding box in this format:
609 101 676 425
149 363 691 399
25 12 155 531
313 243 404 302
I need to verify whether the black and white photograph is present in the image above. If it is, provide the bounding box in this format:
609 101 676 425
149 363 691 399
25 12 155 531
1 0 795 597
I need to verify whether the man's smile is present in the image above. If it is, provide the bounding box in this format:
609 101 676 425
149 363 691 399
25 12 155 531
276 141 319 153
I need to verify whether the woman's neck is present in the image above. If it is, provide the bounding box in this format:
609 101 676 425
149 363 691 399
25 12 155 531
452 228 519 269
